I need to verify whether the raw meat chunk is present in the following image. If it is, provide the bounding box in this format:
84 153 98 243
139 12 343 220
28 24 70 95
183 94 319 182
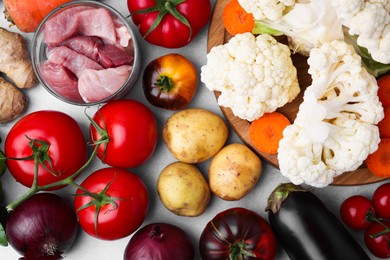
78 65 132 103
43 6 91 44
60 35 133 68
47 46 103 77
98 43 133 68
78 8 117 42
60 35 101 62
114 18 132 47
40 61 82 102
44 6 117 45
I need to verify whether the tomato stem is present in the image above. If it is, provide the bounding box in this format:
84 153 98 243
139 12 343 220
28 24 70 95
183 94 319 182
5 110 111 212
132 0 192 39
366 211 390 238
229 241 256 260
155 75 174 92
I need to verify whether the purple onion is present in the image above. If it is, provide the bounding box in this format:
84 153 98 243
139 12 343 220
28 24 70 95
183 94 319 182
6 192 78 259
124 223 195 260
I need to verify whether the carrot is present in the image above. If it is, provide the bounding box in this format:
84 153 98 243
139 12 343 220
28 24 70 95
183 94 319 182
378 107 390 138
223 0 255 36
249 112 290 154
3 0 73 33
366 138 390 177
377 75 390 107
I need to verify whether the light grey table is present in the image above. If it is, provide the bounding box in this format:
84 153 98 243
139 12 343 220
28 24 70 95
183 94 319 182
0 0 386 259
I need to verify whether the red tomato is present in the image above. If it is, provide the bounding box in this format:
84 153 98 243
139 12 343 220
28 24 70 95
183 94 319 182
364 221 390 258
340 195 375 230
4 111 87 189
74 167 149 240
128 0 211 48
199 207 276 260
89 99 158 168
372 183 390 219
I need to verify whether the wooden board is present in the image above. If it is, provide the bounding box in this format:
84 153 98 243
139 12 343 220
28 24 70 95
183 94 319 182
207 0 387 186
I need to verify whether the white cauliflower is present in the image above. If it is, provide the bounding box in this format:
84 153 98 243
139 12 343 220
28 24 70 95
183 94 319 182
201 33 299 121
332 0 390 64
239 0 344 55
238 0 295 21
277 40 384 188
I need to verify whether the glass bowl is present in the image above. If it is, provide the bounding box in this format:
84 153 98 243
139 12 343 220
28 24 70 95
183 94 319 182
31 1 141 106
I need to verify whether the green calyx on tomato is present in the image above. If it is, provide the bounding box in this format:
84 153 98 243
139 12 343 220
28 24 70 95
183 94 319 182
75 176 121 236
133 0 192 39
155 75 174 92
4 110 111 212
229 241 256 259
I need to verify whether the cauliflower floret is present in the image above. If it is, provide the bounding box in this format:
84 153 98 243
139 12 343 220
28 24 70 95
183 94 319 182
201 33 299 121
238 0 296 20
278 40 384 188
332 0 390 64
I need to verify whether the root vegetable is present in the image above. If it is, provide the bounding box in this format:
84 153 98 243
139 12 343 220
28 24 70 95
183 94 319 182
0 27 37 89
162 108 229 163
3 0 73 33
157 161 210 217
208 143 262 200
0 77 27 123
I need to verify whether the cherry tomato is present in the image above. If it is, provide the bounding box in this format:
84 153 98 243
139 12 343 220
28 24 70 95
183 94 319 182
340 195 375 230
74 167 149 240
364 221 390 258
89 99 158 168
143 53 198 110
4 111 87 189
128 0 211 48
199 207 276 260
372 183 390 219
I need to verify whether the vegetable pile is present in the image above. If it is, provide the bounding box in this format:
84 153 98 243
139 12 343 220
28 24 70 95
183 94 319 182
1 0 390 259
201 0 389 188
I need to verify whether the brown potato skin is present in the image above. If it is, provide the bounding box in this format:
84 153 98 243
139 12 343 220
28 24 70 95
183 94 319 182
208 143 262 201
157 161 210 217
162 108 228 163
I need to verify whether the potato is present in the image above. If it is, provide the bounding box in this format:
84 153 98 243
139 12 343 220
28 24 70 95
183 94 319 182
157 161 210 216
162 108 228 163
208 143 262 200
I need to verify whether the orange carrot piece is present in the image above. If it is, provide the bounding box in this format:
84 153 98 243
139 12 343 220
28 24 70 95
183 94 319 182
378 107 390 138
377 75 390 107
223 0 255 36
249 112 290 154
366 138 390 177
3 0 73 33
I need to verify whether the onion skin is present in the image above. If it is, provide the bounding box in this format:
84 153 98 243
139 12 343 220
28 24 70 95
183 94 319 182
124 223 195 260
6 192 78 259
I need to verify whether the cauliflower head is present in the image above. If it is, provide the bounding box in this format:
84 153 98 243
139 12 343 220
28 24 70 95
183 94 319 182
332 0 390 64
238 0 295 21
277 40 384 188
201 33 299 121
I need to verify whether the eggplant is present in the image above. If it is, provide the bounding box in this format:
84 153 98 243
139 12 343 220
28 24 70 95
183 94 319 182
266 183 370 260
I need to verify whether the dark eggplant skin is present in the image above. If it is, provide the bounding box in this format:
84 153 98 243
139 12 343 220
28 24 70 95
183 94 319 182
266 183 370 260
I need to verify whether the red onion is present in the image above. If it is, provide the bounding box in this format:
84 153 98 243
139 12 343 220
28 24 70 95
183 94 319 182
124 223 195 260
6 192 78 259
